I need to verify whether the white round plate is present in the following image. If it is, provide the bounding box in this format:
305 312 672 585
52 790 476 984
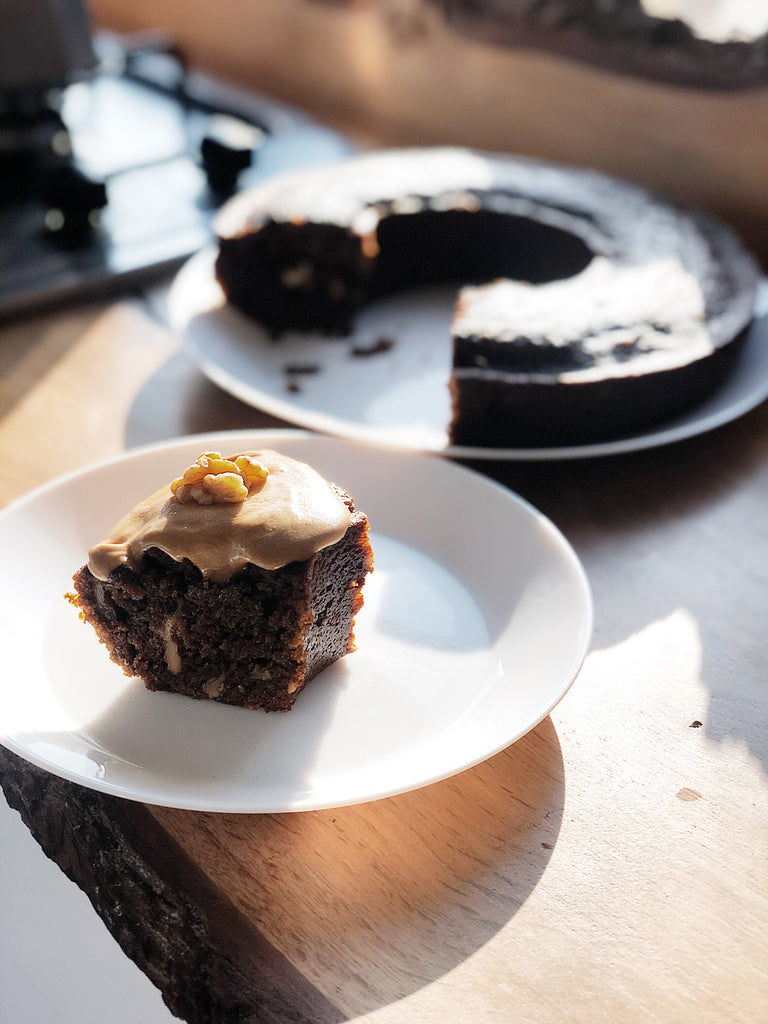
0 430 591 813
169 249 768 461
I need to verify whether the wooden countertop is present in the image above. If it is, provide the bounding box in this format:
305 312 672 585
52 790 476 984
1 287 767 1023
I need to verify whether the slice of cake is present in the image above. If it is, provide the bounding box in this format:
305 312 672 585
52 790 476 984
69 450 373 711
448 256 735 446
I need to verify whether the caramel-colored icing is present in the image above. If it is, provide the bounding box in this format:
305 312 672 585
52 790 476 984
88 450 352 582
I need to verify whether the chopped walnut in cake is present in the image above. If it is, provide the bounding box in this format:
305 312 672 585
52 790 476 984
171 452 269 505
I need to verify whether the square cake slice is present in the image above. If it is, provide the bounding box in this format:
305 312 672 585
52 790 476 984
69 450 373 712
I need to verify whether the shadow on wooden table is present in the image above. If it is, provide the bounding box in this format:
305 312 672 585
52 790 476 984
476 401 768 777
124 351 290 448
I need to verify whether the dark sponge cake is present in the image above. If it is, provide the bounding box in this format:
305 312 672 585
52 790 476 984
70 450 373 712
213 147 758 448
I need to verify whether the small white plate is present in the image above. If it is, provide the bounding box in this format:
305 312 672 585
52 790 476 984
169 248 768 461
0 430 592 812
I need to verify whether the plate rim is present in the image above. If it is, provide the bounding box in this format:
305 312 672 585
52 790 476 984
169 247 768 463
0 428 593 812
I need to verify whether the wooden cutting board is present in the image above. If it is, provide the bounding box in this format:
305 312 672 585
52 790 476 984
2 300 767 1023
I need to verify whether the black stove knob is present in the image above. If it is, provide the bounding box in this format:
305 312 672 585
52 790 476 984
42 163 107 238
199 114 262 197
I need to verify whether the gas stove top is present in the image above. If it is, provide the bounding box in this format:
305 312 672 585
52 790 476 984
0 37 352 319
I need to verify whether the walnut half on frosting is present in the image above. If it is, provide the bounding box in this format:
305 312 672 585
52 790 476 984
171 452 269 505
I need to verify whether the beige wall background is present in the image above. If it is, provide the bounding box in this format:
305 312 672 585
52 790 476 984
88 0 768 267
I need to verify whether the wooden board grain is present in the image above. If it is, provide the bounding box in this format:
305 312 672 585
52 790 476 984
142 404 768 1023
1 295 767 1022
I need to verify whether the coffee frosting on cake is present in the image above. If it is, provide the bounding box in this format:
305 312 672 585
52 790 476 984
88 450 351 583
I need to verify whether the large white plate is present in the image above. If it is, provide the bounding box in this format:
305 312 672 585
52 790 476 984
169 248 768 461
0 430 592 812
